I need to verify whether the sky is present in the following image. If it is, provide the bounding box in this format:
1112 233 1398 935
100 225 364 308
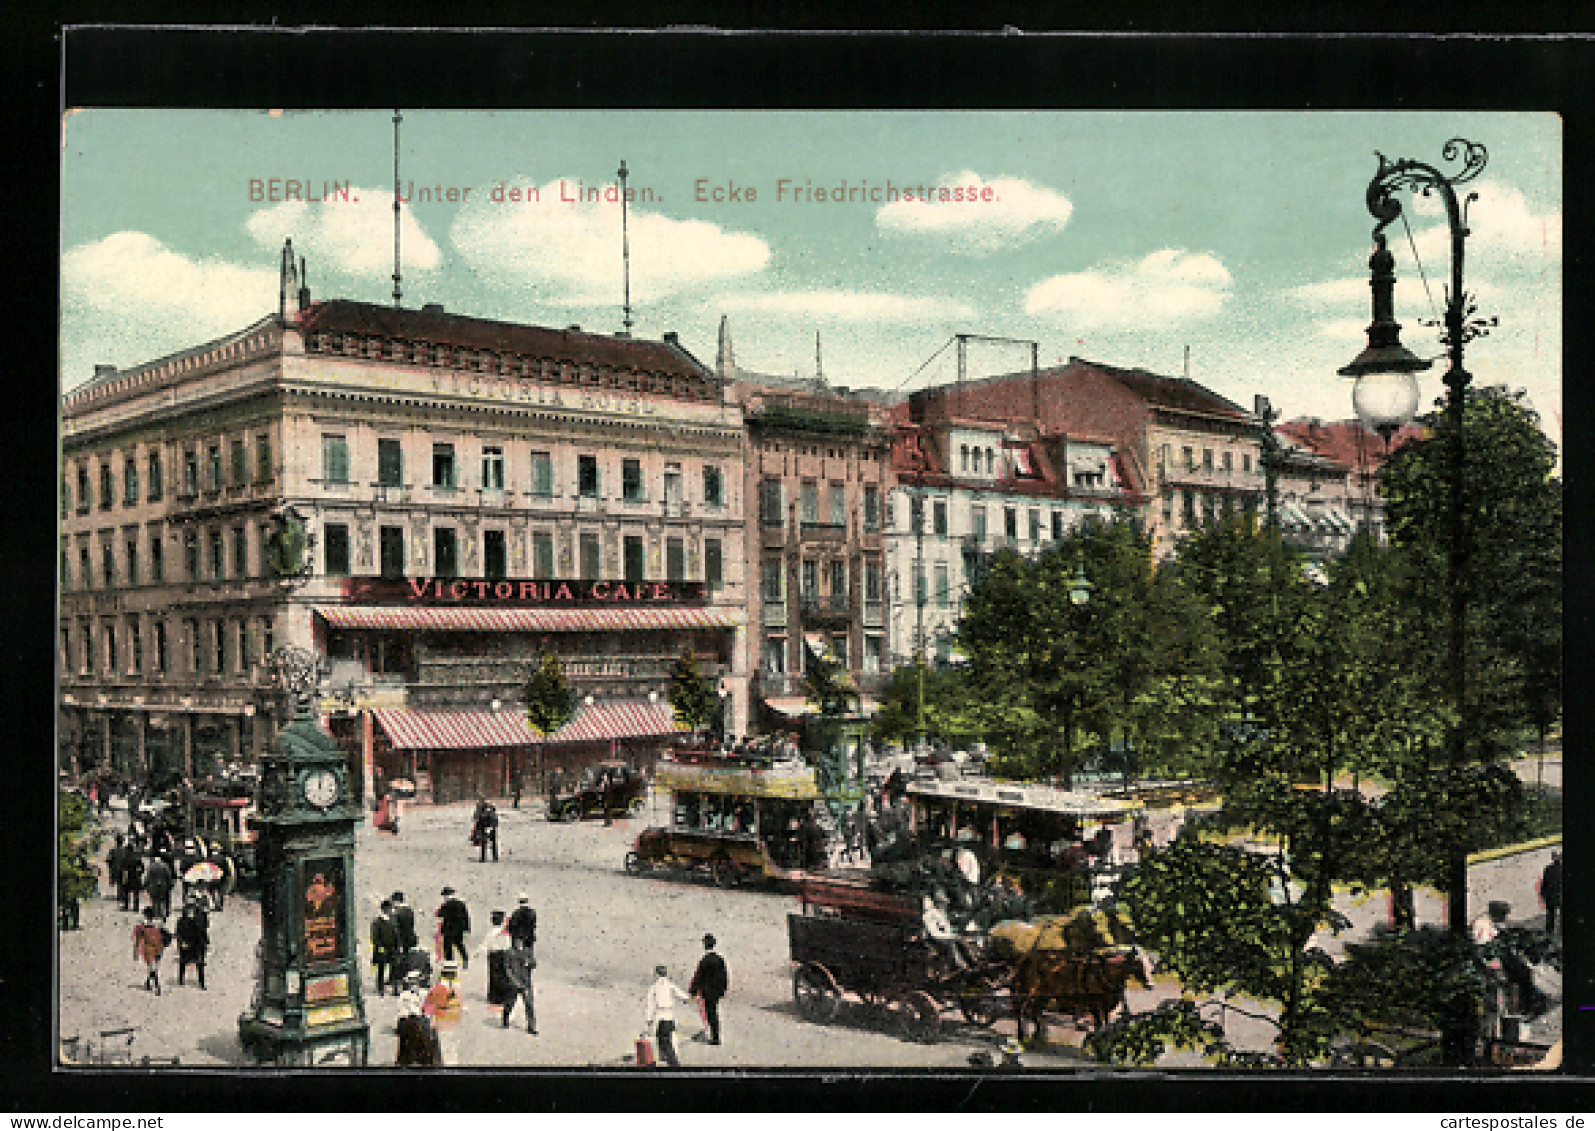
60 110 1562 448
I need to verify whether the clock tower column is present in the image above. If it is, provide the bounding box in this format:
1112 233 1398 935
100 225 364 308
239 646 370 1066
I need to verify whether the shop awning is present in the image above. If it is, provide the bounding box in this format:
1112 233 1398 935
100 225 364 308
373 701 685 751
317 605 741 633
373 708 540 751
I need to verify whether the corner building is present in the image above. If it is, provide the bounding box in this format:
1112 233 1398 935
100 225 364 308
60 278 749 804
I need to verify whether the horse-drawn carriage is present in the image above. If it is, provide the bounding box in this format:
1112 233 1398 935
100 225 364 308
788 877 1149 1046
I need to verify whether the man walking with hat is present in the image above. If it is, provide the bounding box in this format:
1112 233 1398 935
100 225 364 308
688 933 730 1046
436 886 471 969
506 892 537 950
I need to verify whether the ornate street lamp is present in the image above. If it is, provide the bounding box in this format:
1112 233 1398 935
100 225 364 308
1342 138 1495 998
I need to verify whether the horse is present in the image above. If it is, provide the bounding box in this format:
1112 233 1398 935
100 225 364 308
1011 946 1151 1045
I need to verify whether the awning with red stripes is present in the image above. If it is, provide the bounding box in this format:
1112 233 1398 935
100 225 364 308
372 708 540 751
316 605 741 633
373 701 686 751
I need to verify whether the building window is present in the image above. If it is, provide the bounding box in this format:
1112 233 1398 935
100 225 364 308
933 499 948 537
263 617 275 659
101 542 116 587
434 527 458 577
533 532 554 579
233 526 249 578
1052 511 1065 541
483 529 507 578
762 558 783 603
1223 451 1233 473
209 529 225 581
124 457 139 505
863 484 880 532
1203 449 1214 472
703 465 724 507
380 526 405 579
801 559 818 599
864 634 884 674
704 538 723 590
914 564 927 607
1029 509 1041 543
828 559 847 600
666 537 685 582
935 564 950 607
1004 507 1017 541
1182 446 1195 471
622 458 645 502
99 464 113 510
960 444 970 473
531 451 554 497
623 535 645 582
60 544 70 589
323 435 350 485
664 463 683 509
213 620 226 675
759 480 784 527
183 450 200 496
763 636 787 675
208 445 223 491
125 538 139 587
105 622 118 674
829 484 846 526
184 531 199 580
1243 453 1253 473
1182 491 1196 527
433 443 457 490
129 618 143 674
578 455 600 499
580 533 601 580
77 465 91 513
80 546 92 590
256 434 273 484
321 524 350 576
155 620 169 674
239 619 253 672
971 505 987 543
801 481 819 524
231 438 248 488
481 446 506 492
986 448 996 474
378 439 404 487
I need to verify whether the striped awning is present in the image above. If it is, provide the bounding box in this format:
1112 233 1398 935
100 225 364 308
373 701 685 751
373 708 540 751
317 605 741 633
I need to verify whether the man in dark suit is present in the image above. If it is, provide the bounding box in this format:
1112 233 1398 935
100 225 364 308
501 938 537 1033
390 891 418 952
371 899 400 996
506 892 537 950
688 933 730 1046
436 886 471 968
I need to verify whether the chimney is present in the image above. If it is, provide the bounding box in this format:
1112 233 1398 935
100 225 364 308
422 303 444 314
297 256 310 311
716 315 735 381
663 331 680 346
567 325 582 333
94 364 117 379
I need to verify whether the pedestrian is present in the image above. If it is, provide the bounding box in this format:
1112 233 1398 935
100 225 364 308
207 842 231 911
506 892 537 949
478 909 512 1014
509 765 523 810
1541 851 1563 934
371 899 400 997
501 938 537 1034
436 887 471 968
132 907 170 995
390 891 418 952
423 961 465 1064
688 934 730 1046
602 771 614 827
643 964 691 1068
394 986 441 1067
120 849 145 915
472 798 499 863
144 854 174 920
396 943 433 989
174 898 209 989
107 834 128 907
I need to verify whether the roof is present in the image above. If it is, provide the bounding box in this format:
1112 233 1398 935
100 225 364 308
1278 417 1428 473
315 605 742 633
297 299 713 381
1066 357 1253 423
373 701 684 751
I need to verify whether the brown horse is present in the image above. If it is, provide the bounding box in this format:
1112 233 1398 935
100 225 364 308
1011 947 1151 1045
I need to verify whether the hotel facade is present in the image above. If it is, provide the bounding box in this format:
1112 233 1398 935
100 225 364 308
60 255 749 803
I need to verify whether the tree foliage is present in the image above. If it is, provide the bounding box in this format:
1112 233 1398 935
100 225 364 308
666 649 719 734
525 653 575 736
59 788 102 905
802 639 859 718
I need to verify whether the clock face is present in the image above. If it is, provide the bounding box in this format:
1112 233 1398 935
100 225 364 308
302 770 340 810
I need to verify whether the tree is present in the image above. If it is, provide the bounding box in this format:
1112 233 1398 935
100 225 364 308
525 653 575 737
666 649 718 734
58 788 102 923
870 663 983 749
801 638 859 718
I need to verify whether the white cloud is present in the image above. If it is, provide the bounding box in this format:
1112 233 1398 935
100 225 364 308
61 231 279 384
876 171 1073 254
1407 180 1561 267
1024 249 1232 329
714 290 975 322
245 186 443 277
450 177 769 305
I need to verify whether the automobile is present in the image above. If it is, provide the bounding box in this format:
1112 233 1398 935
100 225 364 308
546 761 647 821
